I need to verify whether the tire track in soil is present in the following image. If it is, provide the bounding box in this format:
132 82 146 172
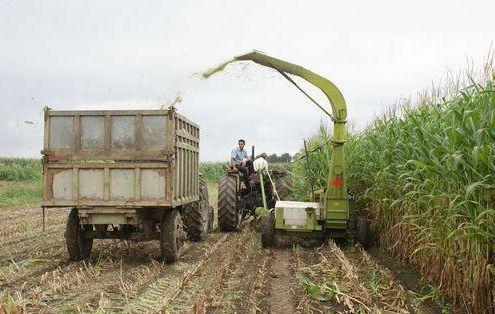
159 226 253 313
1 240 128 302
121 233 231 313
192 226 262 313
21 240 168 312
267 249 297 314
248 251 270 312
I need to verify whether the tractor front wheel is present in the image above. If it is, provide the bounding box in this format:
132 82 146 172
218 175 239 231
260 212 275 247
66 208 93 261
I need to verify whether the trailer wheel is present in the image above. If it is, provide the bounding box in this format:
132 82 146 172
66 208 93 261
218 175 240 231
160 209 183 263
260 212 275 247
357 215 369 248
183 180 210 241
274 175 291 200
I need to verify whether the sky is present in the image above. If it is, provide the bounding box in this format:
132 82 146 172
0 0 494 161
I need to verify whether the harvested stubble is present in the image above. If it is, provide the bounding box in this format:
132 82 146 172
291 74 495 312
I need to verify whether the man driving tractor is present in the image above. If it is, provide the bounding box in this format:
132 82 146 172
230 139 253 186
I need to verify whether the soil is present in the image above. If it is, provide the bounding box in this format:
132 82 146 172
0 191 452 313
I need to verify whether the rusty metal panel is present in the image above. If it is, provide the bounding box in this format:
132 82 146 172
49 116 75 150
140 169 166 200
111 116 136 149
142 115 168 149
79 169 104 199
80 116 105 149
52 169 73 199
110 169 134 200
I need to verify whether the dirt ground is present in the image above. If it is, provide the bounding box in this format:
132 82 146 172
0 183 450 313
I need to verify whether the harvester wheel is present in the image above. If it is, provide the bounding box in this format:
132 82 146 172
160 209 183 263
274 175 291 200
357 215 369 248
183 180 210 241
66 208 93 261
218 175 239 231
261 212 275 247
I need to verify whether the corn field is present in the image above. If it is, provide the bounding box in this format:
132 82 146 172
0 158 41 181
290 78 495 312
199 162 229 182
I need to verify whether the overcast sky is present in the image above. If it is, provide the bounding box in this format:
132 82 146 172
1 0 493 161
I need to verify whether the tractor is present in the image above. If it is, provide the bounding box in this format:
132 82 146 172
209 51 369 246
217 151 291 231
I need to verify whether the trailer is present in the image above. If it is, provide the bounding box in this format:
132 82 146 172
41 107 212 263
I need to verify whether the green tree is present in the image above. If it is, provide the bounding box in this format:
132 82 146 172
267 153 278 163
280 153 292 162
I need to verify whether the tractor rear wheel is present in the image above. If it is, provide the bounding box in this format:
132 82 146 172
218 175 239 231
260 212 275 247
160 209 183 263
357 215 369 248
183 180 210 241
274 175 291 200
66 208 93 261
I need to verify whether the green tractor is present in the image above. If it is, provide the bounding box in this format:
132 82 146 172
217 155 291 231
210 51 369 246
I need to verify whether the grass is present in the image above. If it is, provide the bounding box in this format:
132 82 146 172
0 158 43 207
0 180 42 206
0 158 42 181
290 67 494 312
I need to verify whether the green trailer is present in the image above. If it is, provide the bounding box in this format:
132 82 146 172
41 107 213 262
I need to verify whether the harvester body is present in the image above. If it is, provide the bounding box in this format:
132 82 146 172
231 51 367 244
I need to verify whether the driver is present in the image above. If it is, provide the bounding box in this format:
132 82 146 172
230 139 253 186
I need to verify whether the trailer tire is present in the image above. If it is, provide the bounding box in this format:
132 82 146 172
66 208 93 261
274 175 291 200
160 209 183 263
357 215 369 248
218 175 239 231
183 180 210 241
261 212 275 247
